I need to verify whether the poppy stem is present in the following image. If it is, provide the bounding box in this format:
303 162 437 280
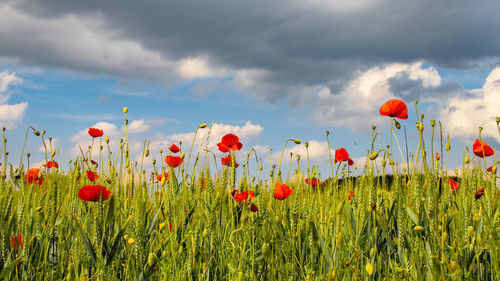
19 126 37 172
183 126 201 184
326 131 334 179
277 139 295 182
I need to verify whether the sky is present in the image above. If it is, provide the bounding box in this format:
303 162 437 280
0 0 499 179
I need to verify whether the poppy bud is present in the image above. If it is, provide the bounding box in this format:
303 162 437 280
430 120 435 126
414 99 418 105
369 151 379 160
123 107 128 114
152 159 156 165
125 151 129 158
259 165 262 171
304 142 309 148
105 136 109 144
365 263 374 276
414 225 424 232
106 178 112 184
395 120 401 130
180 152 185 160
479 126 483 133
419 123 424 132
491 165 497 174
51 150 56 158
27 152 30 157
199 123 207 128
420 114 424 120
326 130 329 135
42 130 46 135
294 139 301 144
145 149 150 157
435 153 440 161
445 138 450 151
454 169 458 175
372 125 376 130
496 117 500 124
34 130 40 136
388 160 394 166
125 119 128 125
160 175 166 186
464 155 470 164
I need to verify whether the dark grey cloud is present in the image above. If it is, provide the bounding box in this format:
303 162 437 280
388 73 468 101
2 0 500 103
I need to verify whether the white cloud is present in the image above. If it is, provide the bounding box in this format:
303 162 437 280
314 62 441 131
178 56 227 79
126 119 151 134
0 71 28 129
270 140 336 164
0 71 23 92
440 67 500 143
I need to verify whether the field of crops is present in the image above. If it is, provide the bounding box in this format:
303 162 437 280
0 100 498 280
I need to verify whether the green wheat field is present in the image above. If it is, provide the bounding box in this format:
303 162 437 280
0 101 498 281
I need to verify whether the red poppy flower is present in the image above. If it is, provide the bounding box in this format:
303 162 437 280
474 187 484 200
156 173 170 182
472 139 494 158
335 148 350 163
10 234 23 250
379 99 408 120
78 185 111 202
43 161 59 169
448 178 459 192
221 154 240 168
234 190 256 203
348 190 355 201
273 181 294 200
165 156 183 168
88 128 104 138
217 134 243 152
86 170 99 182
169 144 180 153
250 203 259 212
25 168 43 185
487 166 492 172
305 178 322 186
